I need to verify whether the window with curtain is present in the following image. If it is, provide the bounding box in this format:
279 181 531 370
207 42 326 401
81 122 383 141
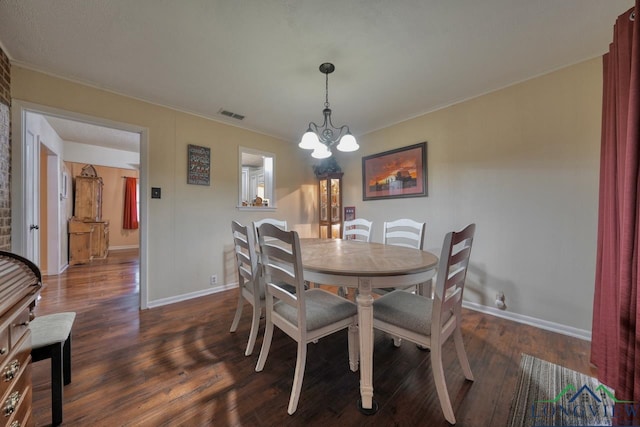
591 3 639 423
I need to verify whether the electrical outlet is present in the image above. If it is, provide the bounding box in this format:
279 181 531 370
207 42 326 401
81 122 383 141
495 292 506 309
210 274 218 286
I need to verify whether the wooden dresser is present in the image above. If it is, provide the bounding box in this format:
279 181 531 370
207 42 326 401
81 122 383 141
0 252 42 427
69 165 110 265
69 219 109 265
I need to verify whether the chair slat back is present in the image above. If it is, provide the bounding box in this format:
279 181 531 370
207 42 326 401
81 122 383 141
253 218 287 245
433 224 476 328
343 218 373 242
257 223 307 329
231 221 259 289
383 218 425 249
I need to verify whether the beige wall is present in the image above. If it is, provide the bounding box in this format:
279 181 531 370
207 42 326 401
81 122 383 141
12 65 316 303
69 163 139 249
13 57 602 332
337 58 602 332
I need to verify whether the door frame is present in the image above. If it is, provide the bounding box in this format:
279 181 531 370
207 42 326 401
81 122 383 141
23 128 40 266
11 99 150 309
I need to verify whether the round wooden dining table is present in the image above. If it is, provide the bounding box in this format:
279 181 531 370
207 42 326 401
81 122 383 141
298 238 439 414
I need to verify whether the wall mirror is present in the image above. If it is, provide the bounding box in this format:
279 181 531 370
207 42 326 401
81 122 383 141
238 146 275 210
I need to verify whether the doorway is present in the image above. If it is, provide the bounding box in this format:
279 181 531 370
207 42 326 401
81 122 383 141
11 100 149 309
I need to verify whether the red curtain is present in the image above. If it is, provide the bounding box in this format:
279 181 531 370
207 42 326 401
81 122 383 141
591 1 639 414
123 177 139 230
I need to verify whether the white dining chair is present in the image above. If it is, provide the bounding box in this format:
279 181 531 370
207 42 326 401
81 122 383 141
372 223 476 425
255 223 359 415
374 218 426 296
252 218 287 244
342 218 373 242
383 218 425 249
337 218 374 297
229 220 264 356
252 218 300 293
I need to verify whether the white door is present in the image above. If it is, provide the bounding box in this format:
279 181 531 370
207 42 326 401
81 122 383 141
25 130 40 265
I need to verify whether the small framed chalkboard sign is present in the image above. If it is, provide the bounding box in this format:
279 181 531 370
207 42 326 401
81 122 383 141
187 144 211 186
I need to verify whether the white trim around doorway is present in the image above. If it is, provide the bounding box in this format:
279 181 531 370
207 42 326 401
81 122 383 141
11 99 150 309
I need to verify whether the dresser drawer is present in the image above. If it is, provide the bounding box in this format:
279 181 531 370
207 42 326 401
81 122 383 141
21 410 34 427
0 331 30 409
69 220 94 234
2 364 31 427
9 308 30 348
0 365 33 427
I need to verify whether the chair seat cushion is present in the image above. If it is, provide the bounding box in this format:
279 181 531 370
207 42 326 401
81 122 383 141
373 291 450 336
274 282 297 295
30 312 76 348
242 279 265 299
274 289 357 331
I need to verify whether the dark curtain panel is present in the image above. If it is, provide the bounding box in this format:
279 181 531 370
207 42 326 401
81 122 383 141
123 177 139 230
591 2 639 421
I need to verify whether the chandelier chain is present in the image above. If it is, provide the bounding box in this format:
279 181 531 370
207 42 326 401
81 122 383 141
324 72 330 108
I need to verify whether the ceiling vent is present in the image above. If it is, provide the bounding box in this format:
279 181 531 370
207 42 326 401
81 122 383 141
218 109 245 121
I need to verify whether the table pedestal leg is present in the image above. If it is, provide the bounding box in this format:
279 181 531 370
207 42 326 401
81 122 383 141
356 277 378 415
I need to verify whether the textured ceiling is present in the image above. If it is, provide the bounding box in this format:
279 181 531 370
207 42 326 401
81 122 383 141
0 1 634 145
44 116 140 153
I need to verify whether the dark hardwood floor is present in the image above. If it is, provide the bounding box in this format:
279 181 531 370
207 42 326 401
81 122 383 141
33 249 592 426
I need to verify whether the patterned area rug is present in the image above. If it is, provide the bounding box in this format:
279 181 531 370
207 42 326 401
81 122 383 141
508 354 623 427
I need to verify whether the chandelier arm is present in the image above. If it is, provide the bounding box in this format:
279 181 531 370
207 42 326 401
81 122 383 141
326 114 352 138
307 119 327 133
338 124 352 134
326 113 350 134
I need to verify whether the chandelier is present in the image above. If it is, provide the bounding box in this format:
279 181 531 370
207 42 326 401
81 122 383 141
298 63 359 159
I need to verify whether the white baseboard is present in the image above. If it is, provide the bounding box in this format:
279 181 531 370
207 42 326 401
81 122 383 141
42 262 68 277
145 285 590 341
57 263 69 275
462 300 591 341
147 282 238 309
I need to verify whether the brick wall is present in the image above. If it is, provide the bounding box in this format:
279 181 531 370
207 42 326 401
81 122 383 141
0 47 9 106
0 46 11 250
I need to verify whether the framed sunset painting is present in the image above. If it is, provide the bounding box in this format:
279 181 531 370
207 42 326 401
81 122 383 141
362 142 427 201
